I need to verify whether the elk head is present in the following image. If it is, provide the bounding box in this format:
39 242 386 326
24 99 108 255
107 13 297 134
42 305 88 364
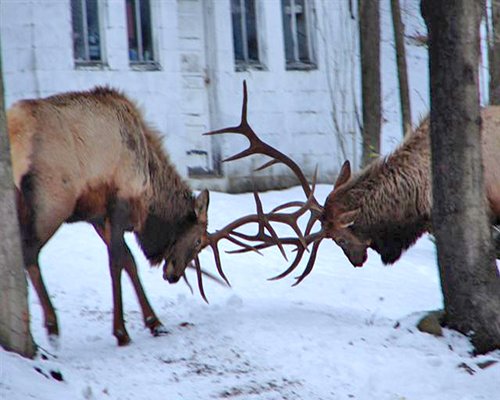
162 190 210 284
142 189 230 303
322 161 371 267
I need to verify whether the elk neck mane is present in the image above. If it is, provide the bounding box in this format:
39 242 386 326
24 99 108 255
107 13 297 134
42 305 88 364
339 118 433 264
83 87 197 266
136 122 197 266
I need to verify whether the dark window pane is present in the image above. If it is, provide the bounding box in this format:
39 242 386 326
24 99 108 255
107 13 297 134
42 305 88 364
140 0 154 61
232 0 259 65
126 0 154 63
295 0 309 61
231 0 244 61
126 0 139 61
245 0 258 61
71 0 101 62
282 0 294 62
86 0 101 61
71 0 85 61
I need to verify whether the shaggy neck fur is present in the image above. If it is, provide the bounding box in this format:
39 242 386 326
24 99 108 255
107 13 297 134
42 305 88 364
135 124 196 265
338 119 433 264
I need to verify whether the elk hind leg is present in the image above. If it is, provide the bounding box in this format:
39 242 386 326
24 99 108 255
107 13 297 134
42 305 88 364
26 262 59 341
16 174 59 341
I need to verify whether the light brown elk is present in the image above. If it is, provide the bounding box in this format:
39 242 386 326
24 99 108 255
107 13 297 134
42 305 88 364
8 87 229 346
205 82 500 282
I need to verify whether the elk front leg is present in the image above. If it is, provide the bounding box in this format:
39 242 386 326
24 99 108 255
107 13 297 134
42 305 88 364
107 201 135 346
94 222 168 338
121 248 169 336
108 259 129 346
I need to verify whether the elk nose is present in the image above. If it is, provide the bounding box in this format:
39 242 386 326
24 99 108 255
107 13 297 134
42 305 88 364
163 270 180 284
164 272 181 284
163 261 180 284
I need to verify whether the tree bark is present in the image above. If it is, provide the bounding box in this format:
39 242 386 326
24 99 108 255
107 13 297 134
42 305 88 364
488 0 500 104
422 0 500 354
0 42 36 358
358 0 381 166
391 0 412 136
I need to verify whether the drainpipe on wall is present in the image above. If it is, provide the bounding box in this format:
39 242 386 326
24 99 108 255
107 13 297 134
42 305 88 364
30 5 41 98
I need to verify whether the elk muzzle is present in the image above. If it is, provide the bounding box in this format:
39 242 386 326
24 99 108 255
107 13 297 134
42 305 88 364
163 261 181 284
339 243 368 267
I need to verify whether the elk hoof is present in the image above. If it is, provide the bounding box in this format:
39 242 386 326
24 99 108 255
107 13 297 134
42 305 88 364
146 316 169 336
46 322 60 349
115 329 131 346
151 324 170 337
46 321 59 336
48 334 60 350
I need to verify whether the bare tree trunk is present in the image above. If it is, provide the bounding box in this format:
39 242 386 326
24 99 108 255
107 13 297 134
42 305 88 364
0 43 36 358
422 0 500 354
391 0 412 136
358 0 381 166
488 0 500 104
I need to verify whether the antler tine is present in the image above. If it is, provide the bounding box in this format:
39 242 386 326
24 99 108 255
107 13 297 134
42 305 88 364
194 256 208 303
268 245 307 281
206 242 231 287
252 191 288 258
267 231 325 281
183 272 194 295
255 159 281 172
204 81 321 208
303 168 323 236
292 238 323 286
224 235 264 255
186 263 228 286
228 190 309 256
226 241 276 254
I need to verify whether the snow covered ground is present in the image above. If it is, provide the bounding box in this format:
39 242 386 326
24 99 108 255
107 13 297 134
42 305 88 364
1 186 499 400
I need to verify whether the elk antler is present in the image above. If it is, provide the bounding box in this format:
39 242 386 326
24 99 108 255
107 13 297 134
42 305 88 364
184 262 228 303
203 81 326 285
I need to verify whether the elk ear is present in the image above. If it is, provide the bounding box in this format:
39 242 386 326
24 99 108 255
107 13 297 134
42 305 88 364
334 161 351 189
195 189 209 223
338 208 360 228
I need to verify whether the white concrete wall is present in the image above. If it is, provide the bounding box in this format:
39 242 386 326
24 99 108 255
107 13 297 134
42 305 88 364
1 0 361 193
201 0 360 192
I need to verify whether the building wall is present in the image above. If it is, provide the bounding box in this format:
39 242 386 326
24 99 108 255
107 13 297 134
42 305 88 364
0 0 360 193
201 0 361 192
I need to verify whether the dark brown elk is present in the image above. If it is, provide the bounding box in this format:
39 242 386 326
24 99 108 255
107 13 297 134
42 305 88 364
8 87 228 346
205 82 500 282
321 110 500 267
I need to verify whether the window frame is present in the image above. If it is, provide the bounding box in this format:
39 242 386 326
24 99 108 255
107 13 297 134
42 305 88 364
126 0 160 71
231 0 264 72
71 0 105 68
282 0 317 70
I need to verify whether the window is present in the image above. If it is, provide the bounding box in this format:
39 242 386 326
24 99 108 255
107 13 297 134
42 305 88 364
282 0 315 69
126 0 156 67
231 0 261 70
71 0 102 65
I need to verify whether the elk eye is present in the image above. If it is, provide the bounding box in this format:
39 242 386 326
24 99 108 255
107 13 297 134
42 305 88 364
195 239 201 247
